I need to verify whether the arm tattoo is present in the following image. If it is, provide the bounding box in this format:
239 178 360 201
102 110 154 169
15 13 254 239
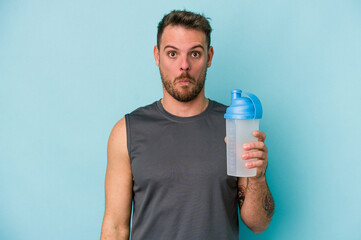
263 190 275 218
257 171 264 179
238 178 249 208
238 185 246 208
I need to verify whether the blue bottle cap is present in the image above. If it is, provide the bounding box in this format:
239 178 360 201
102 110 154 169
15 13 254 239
224 89 263 119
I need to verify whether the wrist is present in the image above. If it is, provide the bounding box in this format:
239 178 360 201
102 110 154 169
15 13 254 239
249 175 266 184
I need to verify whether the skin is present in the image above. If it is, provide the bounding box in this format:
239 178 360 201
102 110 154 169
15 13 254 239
153 25 214 117
237 131 274 233
100 25 274 239
224 129 274 234
101 117 132 240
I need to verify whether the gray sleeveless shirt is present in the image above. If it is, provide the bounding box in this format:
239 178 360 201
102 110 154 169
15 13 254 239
125 100 239 240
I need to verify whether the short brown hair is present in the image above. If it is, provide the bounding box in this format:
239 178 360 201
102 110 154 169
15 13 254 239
157 10 212 49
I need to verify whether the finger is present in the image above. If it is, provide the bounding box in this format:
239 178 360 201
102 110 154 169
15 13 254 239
241 151 267 160
243 141 266 151
224 136 227 143
253 130 266 142
245 160 265 169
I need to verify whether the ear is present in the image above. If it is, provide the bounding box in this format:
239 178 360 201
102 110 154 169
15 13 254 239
206 46 214 68
154 45 160 66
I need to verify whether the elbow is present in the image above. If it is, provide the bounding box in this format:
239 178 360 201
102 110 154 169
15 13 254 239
249 223 269 234
101 226 130 240
101 217 130 240
241 215 271 234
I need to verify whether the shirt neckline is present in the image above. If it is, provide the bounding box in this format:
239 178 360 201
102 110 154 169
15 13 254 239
156 99 213 123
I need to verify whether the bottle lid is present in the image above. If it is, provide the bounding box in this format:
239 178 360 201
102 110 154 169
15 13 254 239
224 89 263 119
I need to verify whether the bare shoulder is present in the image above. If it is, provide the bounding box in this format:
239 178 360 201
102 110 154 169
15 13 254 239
109 117 126 142
107 117 128 160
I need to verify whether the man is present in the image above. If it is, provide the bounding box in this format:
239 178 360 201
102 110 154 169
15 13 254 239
101 10 274 240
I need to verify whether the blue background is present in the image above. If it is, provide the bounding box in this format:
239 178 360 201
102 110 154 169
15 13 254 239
1 0 360 239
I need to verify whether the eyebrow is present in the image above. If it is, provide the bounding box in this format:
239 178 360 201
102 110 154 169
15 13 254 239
163 44 205 51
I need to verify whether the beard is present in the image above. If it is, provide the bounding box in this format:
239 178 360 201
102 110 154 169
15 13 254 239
160 67 207 102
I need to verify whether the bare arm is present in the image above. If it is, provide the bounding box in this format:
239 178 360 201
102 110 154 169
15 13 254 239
237 131 274 234
238 176 274 234
101 117 133 240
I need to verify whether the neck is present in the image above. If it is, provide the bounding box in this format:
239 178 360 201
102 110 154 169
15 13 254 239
161 89 209 117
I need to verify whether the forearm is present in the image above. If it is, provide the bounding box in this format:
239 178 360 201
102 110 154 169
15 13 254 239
240 177 274 234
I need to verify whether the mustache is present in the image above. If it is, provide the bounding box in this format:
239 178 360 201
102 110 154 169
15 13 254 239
174 73 195 83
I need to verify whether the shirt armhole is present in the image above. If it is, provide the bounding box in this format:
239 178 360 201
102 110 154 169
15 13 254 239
124 114 132 161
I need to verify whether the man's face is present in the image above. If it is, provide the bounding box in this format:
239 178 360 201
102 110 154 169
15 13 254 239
154 25 214 102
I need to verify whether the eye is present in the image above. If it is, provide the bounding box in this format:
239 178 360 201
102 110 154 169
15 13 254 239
191 51 201 58
168 51 177 58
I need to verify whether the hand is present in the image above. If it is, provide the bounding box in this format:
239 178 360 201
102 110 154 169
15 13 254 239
242 130 268 181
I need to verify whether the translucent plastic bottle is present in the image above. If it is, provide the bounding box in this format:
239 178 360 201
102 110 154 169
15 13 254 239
224 89 263 177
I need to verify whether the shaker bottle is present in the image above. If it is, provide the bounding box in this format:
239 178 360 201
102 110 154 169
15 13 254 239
224 89 263 177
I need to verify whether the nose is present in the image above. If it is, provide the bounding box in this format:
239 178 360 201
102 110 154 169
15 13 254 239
180 55 190 72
